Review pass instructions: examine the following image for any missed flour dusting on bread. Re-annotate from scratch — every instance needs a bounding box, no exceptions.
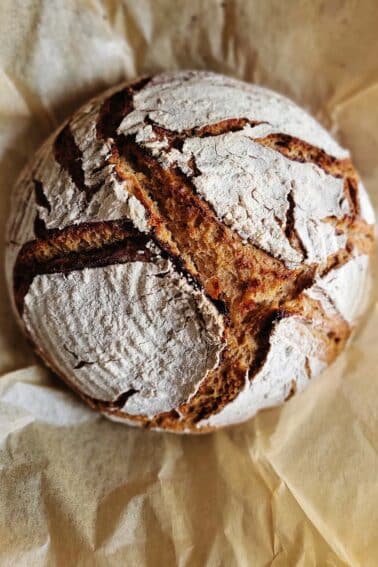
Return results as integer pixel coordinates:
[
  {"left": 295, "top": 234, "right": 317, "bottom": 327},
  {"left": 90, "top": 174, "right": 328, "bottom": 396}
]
[{"left": 6, "top": 71, "right": 375, "bottom": 432}]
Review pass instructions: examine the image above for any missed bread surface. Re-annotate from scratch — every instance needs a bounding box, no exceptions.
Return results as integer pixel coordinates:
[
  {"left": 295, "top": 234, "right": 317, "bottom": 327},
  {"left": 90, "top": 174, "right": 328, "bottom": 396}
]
[{"left": 6, "top": 71, "right": 375, "bottom": 432}]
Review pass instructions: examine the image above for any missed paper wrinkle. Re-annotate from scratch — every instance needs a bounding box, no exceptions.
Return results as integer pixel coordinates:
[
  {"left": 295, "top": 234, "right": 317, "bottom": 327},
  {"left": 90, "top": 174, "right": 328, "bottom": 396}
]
[
  {"left": 0, "top": 1, "right": 377, "bottom": 565},
  {"left": 262, "top": 457, "right": 357, "bottom": 567},
  {"left": 327, "top": 80, "right": 378, "bottom": 115},
  {"left": 1, "top": 382, "right": 96, "bottom": 426},
  {"left": 337, "top": 387, "right": 378, "bottom": 457},
  {"left": 0, "top": 67, "right": 31, "bottom": 117}
]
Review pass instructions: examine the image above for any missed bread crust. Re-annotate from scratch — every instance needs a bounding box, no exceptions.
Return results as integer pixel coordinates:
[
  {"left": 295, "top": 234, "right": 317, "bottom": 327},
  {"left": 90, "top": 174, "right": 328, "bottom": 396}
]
[{"left": 6, "top": 71, "right": 375, "bottom": 432}]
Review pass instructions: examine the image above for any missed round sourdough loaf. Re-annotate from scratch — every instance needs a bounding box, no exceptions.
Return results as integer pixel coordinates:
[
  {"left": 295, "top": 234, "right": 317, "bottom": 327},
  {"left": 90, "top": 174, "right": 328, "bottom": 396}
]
[{"left": 6, "top": 71, "right": 375, "bottom": 432}]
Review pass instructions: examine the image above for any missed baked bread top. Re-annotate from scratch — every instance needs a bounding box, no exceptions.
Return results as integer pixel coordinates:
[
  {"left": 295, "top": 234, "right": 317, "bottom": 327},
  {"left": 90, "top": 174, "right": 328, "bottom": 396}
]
[{"left": 6, "top": 71, "right": 375, "bottom": 432}]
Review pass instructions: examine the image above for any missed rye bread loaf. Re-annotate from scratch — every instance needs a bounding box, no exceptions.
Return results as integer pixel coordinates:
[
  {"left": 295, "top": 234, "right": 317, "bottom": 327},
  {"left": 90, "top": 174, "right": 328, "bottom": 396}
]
[{"left": 6, "top": 71, "right": 375, "bottom": 432}]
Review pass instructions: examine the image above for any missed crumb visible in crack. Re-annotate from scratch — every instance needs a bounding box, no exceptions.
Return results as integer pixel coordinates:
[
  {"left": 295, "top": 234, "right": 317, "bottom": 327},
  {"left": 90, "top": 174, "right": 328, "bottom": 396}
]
[
  {"left": 96, "top": 76, "right": 151, "bottom": 141},
  {"left": 33, "top": 213, "right": 47, "bottom": 238},
  {"left": 284, "top": 190, "right": 307, "bottom": 259},
  {"left": 284, "top": 379, "right": 297, "bottom": 400},
  {"left": 187, "top": 155, "right": 201, "bottom": 177},
  {"left": 63, "top": 345, "right": 121, "bottom": 370},
  {"left": 33, "top": 179, "right": 51, "bottom": 213},
  {"left": 74, "top": 360, "right": 94, "bottom": 369},
  {"left": 304, "top": 356, "right": 312, "bottom": 379},
  {"left": 63, "top": 343, "right": 79, "bottom": 360},
  {"left": 74, "top": 358, "right": 121, "bottom": 370},
  {"left": 249, "top": 309, "right": 290, "bottom": 380},
  {"left": 344, "top": 177, "right": 360, "bottom": 215},
  {"left": 113, "top": 388, "right": 139, "bottom": 408}
]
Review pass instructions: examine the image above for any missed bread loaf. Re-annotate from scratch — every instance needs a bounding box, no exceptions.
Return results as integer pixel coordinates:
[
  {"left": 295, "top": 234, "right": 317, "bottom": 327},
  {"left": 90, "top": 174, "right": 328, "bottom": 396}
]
[{"left": 6, "top": 71, "right": 375, "bottom": 432}]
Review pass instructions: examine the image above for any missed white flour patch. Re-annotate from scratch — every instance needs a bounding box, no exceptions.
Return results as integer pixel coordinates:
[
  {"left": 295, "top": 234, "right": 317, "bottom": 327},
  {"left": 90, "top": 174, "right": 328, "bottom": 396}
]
[
  {"left": 305, "top": 255, "right": 370, "bottom": 324},
  {"left": 169, "top": 133, "right": 348, "bottom": 266},
  {"left": 119, "top": 71, "right": 348, "bottom": 158},
  {"left": 23, "top": 259, "right": 224, "bottom": 417}
]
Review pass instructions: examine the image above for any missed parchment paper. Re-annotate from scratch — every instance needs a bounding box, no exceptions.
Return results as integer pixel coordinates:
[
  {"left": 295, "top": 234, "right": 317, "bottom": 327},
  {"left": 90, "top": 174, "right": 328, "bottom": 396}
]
[{"left": 0, "top": 1, "right": 377, "bottom": 565}]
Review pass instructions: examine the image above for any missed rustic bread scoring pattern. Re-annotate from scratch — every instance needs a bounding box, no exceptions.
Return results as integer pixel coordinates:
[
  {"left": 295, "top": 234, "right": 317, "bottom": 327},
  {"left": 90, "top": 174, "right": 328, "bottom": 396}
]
[{"left": 6, "top": 71, "right": 375, "bottom": 432}]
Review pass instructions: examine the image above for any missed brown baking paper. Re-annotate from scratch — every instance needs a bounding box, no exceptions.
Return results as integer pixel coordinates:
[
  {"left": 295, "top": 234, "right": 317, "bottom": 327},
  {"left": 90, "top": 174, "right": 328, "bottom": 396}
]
[{"left": 0, "top": 1, "right": 377, "bottom": 565}]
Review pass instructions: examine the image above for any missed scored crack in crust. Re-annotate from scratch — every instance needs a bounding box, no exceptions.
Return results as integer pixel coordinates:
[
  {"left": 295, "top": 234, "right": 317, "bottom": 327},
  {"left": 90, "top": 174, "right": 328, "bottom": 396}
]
[
  {"left": 7, "top": 71, "right": 375, "bottom": 432},
  {"left": 13, "top": 220, "right": 154, "bottom": 315}
]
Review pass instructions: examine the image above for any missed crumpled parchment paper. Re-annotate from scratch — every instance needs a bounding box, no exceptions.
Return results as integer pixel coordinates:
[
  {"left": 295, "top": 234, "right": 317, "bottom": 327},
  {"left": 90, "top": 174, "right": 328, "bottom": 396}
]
[{"left": 0, "top": 1, "right": 377, "bottom": 565}]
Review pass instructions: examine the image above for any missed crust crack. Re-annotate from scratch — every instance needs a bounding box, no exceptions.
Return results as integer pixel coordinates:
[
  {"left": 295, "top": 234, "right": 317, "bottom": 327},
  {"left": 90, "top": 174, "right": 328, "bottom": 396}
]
[
  {"left": 13, "top": 220, "right": 154, "bottom": 315},
  {"left": 284, "top": 189, "right": 308, "bottom": 260},
  {"left": 54, "top": 125, "right": 101, "bottom": 202}
]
